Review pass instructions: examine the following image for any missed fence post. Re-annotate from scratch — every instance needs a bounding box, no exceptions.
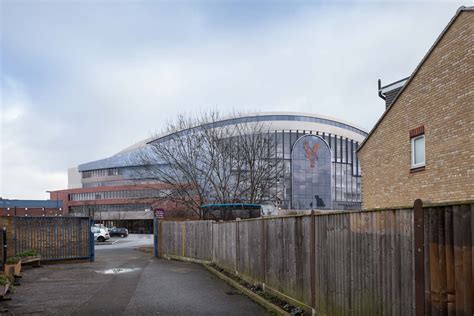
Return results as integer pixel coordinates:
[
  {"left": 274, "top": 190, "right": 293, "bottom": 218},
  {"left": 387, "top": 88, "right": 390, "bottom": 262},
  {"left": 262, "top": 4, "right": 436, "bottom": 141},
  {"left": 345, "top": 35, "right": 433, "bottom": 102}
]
[
  {"left": 414, "top": 199, "right": 424, "bottom": 316},
  {"left": 236, "top": 220, "right": 240, "bottom": 275},
  {"left": 310, "top": 210, "right": 316, "bottom": 313},
  {"left": 2, "top": 227, "right": 6, "bottom": 271},
  {"left": 153, "top": 215, "right": 159, "bottom": 258},
  {"left": 181, "top": 222, "right": 186, "bottom": 258},
  {"left": 261, "top": 218, "right": 266, "bottom": 286},
  {"left": 89, "top": 219, "right": 95, "bottom": 262}
]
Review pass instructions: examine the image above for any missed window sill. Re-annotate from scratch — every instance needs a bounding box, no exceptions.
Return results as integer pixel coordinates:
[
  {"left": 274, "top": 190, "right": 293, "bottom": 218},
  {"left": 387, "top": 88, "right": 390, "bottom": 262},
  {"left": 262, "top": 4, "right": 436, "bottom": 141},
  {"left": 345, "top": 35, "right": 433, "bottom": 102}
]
[{"left": 410, "top": 166, "right": 425, "bottom": 173}]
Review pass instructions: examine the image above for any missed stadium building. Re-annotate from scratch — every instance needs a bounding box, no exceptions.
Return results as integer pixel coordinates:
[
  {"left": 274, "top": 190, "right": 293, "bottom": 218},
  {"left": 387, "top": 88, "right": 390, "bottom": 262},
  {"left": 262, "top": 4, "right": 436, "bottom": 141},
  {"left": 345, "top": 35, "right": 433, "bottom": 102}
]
[{"left": 50, "top": 112, "right": 368, "bottom": 233}]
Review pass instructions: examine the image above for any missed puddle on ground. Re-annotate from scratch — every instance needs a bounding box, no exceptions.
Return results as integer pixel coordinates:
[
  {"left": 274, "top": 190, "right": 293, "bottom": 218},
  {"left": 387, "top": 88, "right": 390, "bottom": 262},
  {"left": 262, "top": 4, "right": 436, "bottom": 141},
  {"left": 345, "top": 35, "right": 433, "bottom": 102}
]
[{"left": 96, "top": 268, "right": 140, "bottom": 274}]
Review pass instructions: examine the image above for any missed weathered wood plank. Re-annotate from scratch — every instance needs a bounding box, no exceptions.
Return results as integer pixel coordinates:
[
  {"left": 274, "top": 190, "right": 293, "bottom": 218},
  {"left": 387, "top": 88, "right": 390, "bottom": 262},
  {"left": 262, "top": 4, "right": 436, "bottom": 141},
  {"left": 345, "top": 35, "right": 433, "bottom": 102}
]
[
  {"left": 445, "top": 206, "right": 456, "bottom": 316},
  {"left": 437, "top": 207, "right": 447, "bottom": 316},
  {"left": 453, "top": 205, "right": 464, "bottom": 315},
  {"left": 461, "top": 204, "right": 472, "bottom": 315},
  {"left": 430, "top": 207, "right": 441, "bottom": 316}
]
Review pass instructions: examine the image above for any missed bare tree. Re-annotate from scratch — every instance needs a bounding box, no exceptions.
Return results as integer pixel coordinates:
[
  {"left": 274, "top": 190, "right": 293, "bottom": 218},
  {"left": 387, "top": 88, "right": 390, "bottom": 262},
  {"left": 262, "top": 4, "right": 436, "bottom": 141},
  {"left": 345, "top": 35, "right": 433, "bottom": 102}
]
[{"left": 138, "top": 111, "right": 283, "bottom": 219}]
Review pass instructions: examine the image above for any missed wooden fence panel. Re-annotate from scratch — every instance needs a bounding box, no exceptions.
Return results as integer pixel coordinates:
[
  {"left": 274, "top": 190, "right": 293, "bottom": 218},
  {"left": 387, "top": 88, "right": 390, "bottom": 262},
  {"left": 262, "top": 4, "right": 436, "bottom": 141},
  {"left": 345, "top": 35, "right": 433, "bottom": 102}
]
[
  {"left": 158, "top": 202, "right": 473, "bottom": 316},
  {"left": 265, "top": 217, "right": 285, "bottom": 295},
  {"left": 12, "top": 216, "right": 91, "bottom": 261},
  {"left": 213, "top": 221, "right": 237, "bottom": 272},
  {"left": 314, "top": 210, "right": 414, "bottom": 316},
  {"left": 420, "top": 203, "right": 474, "bottom": 316},
  {"left": 237, "top": 220, "right": 265, "bottom": 283},
  {"left": 184, "top": 221, "right": 212, "bottom": 261}
]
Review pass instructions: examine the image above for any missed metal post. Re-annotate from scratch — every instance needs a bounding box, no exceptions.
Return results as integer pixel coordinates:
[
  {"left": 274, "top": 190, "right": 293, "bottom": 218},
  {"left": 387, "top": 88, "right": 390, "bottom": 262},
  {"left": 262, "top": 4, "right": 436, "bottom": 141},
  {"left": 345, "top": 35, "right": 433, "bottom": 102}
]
[
  {"left": 153, "top": 215, "right": 159, "bottom": 258},
  {"left": 414, "top": 199, "right": 424, "bottom": 316},
  {"left": 89, "top": 219, "right": 95, "bottom": 262},
  {"left": 2, "top": 227, "right": 6, "bottom": 271}
]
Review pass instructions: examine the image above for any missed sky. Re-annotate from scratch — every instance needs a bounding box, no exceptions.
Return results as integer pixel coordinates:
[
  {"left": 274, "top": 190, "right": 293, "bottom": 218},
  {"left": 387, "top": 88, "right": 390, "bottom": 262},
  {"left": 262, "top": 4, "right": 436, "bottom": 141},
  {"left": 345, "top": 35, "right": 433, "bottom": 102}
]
[{"left": 0, "top": 0, "right": 468, "bottom": 199}]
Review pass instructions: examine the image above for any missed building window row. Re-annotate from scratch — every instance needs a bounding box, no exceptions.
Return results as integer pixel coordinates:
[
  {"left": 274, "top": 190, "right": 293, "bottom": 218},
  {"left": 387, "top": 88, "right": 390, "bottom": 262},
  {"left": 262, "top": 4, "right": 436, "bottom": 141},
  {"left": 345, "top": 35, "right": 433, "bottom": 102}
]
[
  {"left": 69, "top": 189, "right": 166, "bottom": 201},
  {"left": 82, "top": 168, "right": 121, "bottom": 179},
  {"left": 69, "top": 203, "right": 151, "bottom": 215}
]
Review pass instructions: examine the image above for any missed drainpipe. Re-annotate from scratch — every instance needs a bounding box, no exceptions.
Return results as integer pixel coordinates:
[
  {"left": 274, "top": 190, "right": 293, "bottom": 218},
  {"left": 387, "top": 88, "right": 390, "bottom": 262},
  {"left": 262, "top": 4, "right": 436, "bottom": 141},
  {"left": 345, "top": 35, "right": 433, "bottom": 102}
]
[{"left": 378, "top": 79, "right": 386, "bottom": 100}]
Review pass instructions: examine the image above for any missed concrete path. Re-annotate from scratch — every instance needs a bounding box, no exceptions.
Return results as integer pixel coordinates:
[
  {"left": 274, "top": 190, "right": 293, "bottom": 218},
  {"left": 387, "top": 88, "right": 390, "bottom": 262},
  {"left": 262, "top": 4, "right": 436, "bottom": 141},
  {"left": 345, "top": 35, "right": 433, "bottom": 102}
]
[{"left": 3, "top": 237, "right": 270, "bottom": 315}]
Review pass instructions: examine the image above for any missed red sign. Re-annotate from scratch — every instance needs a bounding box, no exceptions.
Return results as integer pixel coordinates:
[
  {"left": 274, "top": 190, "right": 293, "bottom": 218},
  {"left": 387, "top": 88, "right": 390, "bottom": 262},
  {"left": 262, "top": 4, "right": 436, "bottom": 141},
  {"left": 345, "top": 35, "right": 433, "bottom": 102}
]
[
  {"left": 304, "top": 140, "right": 320, "bottom": 168},
  {"left": 154, "top": 208, "right": 165, "bottom": 219}
]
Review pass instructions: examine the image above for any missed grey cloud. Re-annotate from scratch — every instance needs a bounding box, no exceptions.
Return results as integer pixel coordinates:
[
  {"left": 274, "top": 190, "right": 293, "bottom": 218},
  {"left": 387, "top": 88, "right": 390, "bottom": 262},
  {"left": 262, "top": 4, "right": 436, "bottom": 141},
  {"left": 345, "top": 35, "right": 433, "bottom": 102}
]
[{"left": 0, "top": 1, "right": 466, "bottom": 199}]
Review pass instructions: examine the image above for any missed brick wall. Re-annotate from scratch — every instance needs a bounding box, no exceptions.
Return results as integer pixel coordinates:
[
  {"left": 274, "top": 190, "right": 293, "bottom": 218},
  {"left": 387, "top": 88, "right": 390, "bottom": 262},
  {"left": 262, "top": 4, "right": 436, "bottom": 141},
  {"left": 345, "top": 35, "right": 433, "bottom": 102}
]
[
  {"left": 359, "top": 11, "right": 474, "bottom": 209},
  {"left": 0, "top": 207, "right": 63, "bottom": 217}
]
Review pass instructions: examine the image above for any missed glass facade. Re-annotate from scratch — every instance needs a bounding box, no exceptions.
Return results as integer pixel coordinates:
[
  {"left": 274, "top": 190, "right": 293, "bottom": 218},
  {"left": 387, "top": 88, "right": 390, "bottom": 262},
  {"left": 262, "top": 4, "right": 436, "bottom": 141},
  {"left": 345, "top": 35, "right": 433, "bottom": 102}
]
[
  {"left": 292, "top": 135, "right": 332, "bottom": 209},
  {"left": 270, "top": 130, "right": 362, "bottom": 210},
  {"left": 69, "top": 203, "right": 151, "bottom": 216},
  {"left": 82, "top": 168, "right": 121, "bottom": 179},
  {"left": 69, "top": 189, "right": 166, "bottom": 201},
  {"left": 79, "top": 112, "right": 366, "bottom": 211},
  {"left": 80, "top": 129, "right": 363, "bottom": 210}
]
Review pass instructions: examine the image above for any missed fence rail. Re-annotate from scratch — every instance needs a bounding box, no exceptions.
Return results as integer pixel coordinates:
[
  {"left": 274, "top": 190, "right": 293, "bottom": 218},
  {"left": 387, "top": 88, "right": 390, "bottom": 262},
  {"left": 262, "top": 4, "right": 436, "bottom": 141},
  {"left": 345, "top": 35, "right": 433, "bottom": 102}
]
[{"left": 158, "top": 201, "right": 473, "bottom": 316}]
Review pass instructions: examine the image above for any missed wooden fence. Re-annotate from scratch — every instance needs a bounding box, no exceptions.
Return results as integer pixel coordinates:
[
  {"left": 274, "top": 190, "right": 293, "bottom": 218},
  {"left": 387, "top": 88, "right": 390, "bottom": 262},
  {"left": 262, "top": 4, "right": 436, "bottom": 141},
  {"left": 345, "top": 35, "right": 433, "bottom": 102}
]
[
  {"left": 0, "top": 216, "right": 93, "bottom": 262},
  {"left": 158, "top": 201, "right": 473, "bottom": 316},
  {"left": 161, "top": 220, "right": 213, "bottom": 261},
  {"left": 415, "top": 201, "right": 473, "bottom": 316}
]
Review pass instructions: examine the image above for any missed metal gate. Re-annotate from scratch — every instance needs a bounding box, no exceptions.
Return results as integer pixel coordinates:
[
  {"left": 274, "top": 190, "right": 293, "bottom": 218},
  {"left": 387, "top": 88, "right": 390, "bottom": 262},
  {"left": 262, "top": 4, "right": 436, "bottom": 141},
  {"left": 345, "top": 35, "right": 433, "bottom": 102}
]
[{"left": 13, "top": 216, "right": 94, "bottom": 261}]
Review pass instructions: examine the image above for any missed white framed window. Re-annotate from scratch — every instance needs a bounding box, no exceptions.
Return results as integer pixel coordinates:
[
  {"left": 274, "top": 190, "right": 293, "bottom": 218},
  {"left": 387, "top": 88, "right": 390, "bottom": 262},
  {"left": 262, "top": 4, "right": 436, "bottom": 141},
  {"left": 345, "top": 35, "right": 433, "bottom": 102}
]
[{"left": 411, "top": 135, "right": 425, "bottom": 168}]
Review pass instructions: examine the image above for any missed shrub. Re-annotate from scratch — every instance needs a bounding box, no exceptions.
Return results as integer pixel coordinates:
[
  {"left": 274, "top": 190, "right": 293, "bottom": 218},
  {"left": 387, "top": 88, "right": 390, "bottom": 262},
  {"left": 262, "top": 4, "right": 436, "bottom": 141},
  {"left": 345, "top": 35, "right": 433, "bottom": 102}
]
[
  {"left": 18, "top": 250, "right": 38, "bottom": 257},
  {"left": 5, "top": 257, "right": 20, "bottom": 265},
  {"left": 0, "top": 273, "right": 11, "bottom": 286}
]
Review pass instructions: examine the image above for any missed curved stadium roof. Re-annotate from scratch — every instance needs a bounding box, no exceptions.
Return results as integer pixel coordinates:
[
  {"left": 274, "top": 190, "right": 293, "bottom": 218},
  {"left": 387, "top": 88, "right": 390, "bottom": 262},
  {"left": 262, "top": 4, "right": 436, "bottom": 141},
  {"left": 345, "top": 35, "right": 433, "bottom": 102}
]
[{"left": 78, "top": 112, "right": 368, "bottom": 172}]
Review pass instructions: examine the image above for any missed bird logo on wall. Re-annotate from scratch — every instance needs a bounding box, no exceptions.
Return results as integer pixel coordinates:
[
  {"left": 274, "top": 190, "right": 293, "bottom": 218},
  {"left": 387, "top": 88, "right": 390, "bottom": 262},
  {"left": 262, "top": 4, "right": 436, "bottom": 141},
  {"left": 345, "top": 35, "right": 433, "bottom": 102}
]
[{"left": 304, "top": 140, "right": 320, "bottom": 168}]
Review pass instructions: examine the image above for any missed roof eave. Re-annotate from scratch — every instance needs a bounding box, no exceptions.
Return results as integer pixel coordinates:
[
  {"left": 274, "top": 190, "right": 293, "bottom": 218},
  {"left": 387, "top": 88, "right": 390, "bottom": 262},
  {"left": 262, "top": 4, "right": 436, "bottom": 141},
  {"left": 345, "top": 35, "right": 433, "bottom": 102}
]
[{"left": 357, "top": 6, "right": 471, "bottom": 153}]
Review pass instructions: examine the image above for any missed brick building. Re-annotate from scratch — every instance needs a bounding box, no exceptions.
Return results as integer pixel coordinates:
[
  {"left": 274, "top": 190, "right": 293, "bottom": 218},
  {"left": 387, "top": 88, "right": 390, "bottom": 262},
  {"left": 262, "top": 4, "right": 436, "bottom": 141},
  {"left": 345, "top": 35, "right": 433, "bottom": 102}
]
[
  {"left": 358, "top": 7, "right": 473, "bottom": 209},
  {"left": 49, "top": 184, "right": 186, "bottom": 233},
  {"left": 0, "top": 199, "right": 64, "bottom": 217}
]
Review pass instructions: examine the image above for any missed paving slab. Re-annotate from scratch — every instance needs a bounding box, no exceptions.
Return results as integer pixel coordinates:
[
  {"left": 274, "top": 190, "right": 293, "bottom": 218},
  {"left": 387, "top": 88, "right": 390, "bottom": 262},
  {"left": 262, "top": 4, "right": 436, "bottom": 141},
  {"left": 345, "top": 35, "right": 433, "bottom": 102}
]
[{"left": 1, "top": 243, "right": 270, "bottom": 315}]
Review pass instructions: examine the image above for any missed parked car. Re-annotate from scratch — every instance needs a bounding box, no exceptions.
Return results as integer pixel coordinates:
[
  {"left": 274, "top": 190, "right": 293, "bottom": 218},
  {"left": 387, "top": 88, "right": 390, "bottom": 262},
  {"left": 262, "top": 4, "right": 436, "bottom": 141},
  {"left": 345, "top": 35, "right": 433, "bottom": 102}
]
[
  {"left": 91, "top": 227, "right": 110, "bottom": 242},
  {"left": 94, "top": 223, "right": 109, "bottom": 233},
  {"left": 109, "top": 227, "right": 129, "bottom": 238}
]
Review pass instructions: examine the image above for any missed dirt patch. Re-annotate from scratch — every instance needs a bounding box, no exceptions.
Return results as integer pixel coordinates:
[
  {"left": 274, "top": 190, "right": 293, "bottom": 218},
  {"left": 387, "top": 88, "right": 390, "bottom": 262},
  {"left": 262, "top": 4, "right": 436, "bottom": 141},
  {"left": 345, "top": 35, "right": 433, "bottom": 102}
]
[
  {"left": 209, "top": 264, "right": 304, "bottom": 315},
  {"left": 136, "top": 246, "right": 153, "bottom": 254}
]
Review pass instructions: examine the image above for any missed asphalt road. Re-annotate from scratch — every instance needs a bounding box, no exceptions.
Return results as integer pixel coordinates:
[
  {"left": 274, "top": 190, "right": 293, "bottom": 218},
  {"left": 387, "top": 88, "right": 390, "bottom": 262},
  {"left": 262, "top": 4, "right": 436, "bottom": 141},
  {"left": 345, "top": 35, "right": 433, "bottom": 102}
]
[
  {"left": 95, "top": 233, "right": 154, "bottom": 249},
  {"left": 3, "top": 235, "right": 270, "bottom": 315}
]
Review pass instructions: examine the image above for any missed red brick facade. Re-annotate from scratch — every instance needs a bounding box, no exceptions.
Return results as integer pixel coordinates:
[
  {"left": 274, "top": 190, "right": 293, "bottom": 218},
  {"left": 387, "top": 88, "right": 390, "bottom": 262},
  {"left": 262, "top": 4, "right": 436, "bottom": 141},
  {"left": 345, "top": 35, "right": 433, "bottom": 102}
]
[
  {"left": 49, "top": 183, "right": 192, "bottom": 220},
  {"left": 0, "top": 206, "right": 64, "bottom": 217}
]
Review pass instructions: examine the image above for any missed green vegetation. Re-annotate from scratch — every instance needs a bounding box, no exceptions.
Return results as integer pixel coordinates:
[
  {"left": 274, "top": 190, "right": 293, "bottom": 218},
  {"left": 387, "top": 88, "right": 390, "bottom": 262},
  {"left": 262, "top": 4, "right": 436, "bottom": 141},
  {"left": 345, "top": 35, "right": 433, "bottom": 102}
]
[
  {"left": 5, "top": 257, "right": 20, "bottom": 265},
  {"left": 0, "top": 273, "right": 11, "bottom": 286},
  {"left": 18, "top": 250, "right": 38, "bottom": 257}
]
